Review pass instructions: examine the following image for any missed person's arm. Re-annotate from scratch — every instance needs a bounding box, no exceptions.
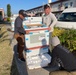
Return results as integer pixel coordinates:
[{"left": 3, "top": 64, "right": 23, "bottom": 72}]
[
  {"left": 49, "top": 13, "right": 57, "bottom": 28},
  {"left": 15, "top": 19, "right": 26, "bottom": 34},
  {"left": 17, "top": 27, "right": 26, "bottom": 34}
]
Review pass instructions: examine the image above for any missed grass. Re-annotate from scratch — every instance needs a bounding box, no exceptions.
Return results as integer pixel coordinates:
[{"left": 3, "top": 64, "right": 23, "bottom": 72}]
[{"left": 0, "top": 25, "right": 13, "bottom": 75}]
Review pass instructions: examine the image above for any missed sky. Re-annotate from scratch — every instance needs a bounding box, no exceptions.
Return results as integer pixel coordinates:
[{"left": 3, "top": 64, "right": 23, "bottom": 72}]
[{"left": 0, "top": 0, "right": 56, "bottom": 14}]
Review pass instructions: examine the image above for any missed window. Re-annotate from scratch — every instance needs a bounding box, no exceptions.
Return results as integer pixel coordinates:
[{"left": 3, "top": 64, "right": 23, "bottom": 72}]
[
  {"left": 65, "top": 3, "right": 68, "bottom": 9},
  {"left": 0, "top": 11, "right": 3, "bottom": 21},
  {"left": 58, "top": 12, "right": 76, "bottom": 22},
  {"left": 70, "top": 2, "right": 73, "bottom": 7}
]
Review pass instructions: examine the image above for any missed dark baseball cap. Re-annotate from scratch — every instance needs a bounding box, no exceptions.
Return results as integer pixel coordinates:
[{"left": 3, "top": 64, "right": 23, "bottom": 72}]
[{"left": 19, "top": 9, "right": 28, "bottom": 17}]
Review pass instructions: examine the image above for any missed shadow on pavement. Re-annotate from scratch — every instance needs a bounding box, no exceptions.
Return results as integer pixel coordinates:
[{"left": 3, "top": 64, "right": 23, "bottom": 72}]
[
  {"left": 10, "top": 45, "right": 28, "bottom": 75},
  {"left": 0, "top": 31, "right": 7, "bottom": 38}
]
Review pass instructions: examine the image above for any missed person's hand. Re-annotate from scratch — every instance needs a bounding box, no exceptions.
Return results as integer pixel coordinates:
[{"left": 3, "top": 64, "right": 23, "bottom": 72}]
[
  {"left": 26, "top": 31, "right": 29, "bottom": 34},
  {"left": 48, "top": 27, "right": 51, "bottom": 31}
]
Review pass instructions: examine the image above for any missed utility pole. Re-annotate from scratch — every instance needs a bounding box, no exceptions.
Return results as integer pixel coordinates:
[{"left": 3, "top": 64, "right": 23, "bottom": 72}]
[{"left": 48, "top": 0, "right": 52, "bottom": 3}]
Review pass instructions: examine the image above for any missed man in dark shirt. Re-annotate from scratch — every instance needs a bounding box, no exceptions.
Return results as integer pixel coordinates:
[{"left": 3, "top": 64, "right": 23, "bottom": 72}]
[
  {"left": 50, "top": 37, "right": 76, "bottom": 71},
  {"left": 14, "top": 9, "right": 28, "bottom": 62}
]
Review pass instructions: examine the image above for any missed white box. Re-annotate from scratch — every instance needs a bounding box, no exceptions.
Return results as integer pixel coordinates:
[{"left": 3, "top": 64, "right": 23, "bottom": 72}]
[
  {"left": 23, "top": 17, "right": 42, "bottom": 25},
  {"left": 11, "top": 27, "right": 14, "bottom": 31},
  {"left": 26, "top": 53, "right": 51, "bottom": 69},
  {"left": 11, "top": 17, "right": 42, "bottom": 31},
  {"left": 25, "top": 27, "right": 49, "bottom": 48},
  {"left": 11, "top": 21, "right": 15, "bottom": 31},
  {"left": 25, "top": 46, "right": 49, "bottom": 57}
]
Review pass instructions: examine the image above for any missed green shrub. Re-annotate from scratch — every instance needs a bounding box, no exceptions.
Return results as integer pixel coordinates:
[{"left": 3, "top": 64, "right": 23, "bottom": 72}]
[
  {"left": 52, "top": 27, "right": 65, "bottom": 37},
  {"left": 53, "top": 28, "right": 76, "bottom": 51},
  {"left": 7, "top": 17, "right": 11, "bottom": 22}
]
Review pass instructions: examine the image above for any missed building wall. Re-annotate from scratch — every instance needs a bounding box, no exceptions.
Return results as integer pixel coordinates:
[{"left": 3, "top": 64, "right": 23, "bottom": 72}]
[
  {"left": 51, "top": 0, "right": 76, "bottom": 12},
  {"left": 51, "top": 3, "right": 61, "bottom": 12},
  {"left": 62, "top": 0, "right": 75, "bottom": 8},
  {"left": 25, "top": 0, "right": 76, "bottom": 17},
  {"left": 0, "top": 8, "right": 4, "bottom": 20}
]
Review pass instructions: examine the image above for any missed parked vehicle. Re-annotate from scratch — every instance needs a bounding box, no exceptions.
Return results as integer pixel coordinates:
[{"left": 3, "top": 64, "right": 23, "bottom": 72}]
[{"left": 56, "top": 8, "right": 76, "bottom": 29}]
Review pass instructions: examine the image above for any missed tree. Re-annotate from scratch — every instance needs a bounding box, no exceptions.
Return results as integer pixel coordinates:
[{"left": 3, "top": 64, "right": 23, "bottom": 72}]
[{"left": 7, "top": 4, "right": 11, "bottom": 17}]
